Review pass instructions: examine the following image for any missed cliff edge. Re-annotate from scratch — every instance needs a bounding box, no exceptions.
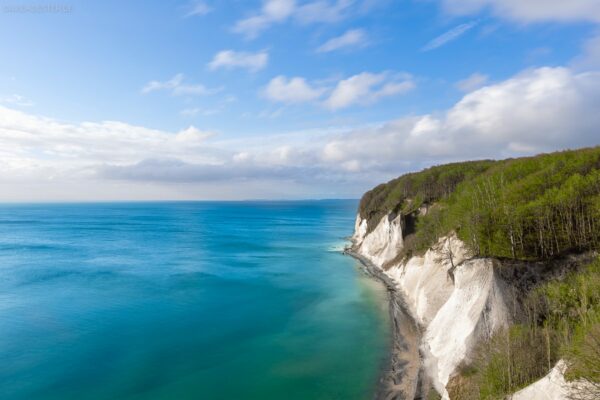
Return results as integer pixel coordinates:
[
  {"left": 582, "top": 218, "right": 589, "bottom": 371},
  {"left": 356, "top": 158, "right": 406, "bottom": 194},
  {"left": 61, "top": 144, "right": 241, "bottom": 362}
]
[{"left": 351, "top": 147, "right": 600, "bottom": 399}]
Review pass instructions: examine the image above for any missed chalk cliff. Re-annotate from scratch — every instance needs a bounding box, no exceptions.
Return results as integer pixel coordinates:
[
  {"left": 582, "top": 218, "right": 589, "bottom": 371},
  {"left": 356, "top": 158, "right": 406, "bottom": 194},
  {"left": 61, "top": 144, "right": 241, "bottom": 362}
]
[{"left": 351, "top": 212, "right": 539, "bottom": 399}]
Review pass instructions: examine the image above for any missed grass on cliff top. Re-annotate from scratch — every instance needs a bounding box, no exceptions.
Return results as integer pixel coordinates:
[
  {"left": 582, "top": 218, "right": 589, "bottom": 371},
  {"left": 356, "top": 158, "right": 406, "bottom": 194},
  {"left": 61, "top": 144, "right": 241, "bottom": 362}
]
[
  {"left": 358, "top": 160, "right": 494, "bottom": 228},
  {"left": 359, "top": 146, "right": 600, "bottom": 261}
]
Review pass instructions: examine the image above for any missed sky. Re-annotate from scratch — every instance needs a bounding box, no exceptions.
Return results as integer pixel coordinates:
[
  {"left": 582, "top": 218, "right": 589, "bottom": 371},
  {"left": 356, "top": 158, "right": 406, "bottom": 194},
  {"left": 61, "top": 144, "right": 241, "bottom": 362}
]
[{"left": 0, "top": 0, "right": 599, "bottom": 201}]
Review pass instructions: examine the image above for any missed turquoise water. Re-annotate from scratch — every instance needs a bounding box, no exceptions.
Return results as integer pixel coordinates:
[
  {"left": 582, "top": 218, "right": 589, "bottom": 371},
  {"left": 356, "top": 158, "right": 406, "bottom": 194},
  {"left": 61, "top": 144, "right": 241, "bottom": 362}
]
[{"left": 0, "top": 201, "right": 390, "bottom": 400}]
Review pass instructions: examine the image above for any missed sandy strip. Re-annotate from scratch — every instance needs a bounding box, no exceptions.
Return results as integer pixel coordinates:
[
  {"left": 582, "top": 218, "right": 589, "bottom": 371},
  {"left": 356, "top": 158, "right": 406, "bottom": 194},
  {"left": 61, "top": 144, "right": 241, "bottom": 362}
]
[{"left": 344, "top": 249, "right": 431, "bottom": 400}]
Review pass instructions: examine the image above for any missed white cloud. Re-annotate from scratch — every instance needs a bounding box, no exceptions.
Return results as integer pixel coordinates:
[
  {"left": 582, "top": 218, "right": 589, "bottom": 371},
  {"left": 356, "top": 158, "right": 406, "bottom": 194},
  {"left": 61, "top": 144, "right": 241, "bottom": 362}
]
[
  {"left": 441, "top": 0, "right": 600, "bottom": 23},
  {"left": 233, "top": 0, "right": 296, "bottom": 38},
  {"left": 295, "top": 0, "right": 354, "bottom": 24},
  {"left": 455, "top": 72, "right": 489, "bottom": 92},
  {"left": 232, "top": 0, "right": 356, "bottom": 38},
  {"left": 422, "top": 21, "right": 478, "bottom": 51},
  {"left": 262, "top": 71, "right": 414, "bottom": 109},
  {"left": 141, "top": 74, "right": 215, "bottom": 96},
  {"left": 323, "top": 67, "right": 600, "bottom": 169},
  {"left": 1, "top": 66, "right": 600, "bottom": 200},
  {"left": 263, "top": 75, "right": 326, "bottom": 103},
  {"left": 324, "top": 72, "right": 415, "bottom": 110},
  {"left": 208, "top": 50, "right": 269, "bottom": 72},
  {"left": 263, "top": 0, "right": 297, "bottom": 19},
  {"left": 185, "top": 1, "right": 212, "bottom": 17},
  {"left": 141, "top": 73, "right": 183, "bottom": 93},
  {"left": 572, "top": 32, "right": 600, "bottom": 70},
  {"left": 0, "top": 94, "right": 34, "bottom": 107},
  {"left": 0, "top": 107, "right": 219, "bottom": 180},
  {"left": 317, "top": 28, "right": 367, "bottom": 52},
  {"left": 175, "top": 126, "right": 216, "bottom": 142}
]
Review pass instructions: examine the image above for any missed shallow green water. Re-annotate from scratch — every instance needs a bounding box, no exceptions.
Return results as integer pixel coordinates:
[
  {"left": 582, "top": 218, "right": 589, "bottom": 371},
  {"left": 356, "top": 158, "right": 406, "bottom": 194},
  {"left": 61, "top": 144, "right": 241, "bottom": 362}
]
[{"left": 0, "top": 201, "right": 390, "bottom": 399}]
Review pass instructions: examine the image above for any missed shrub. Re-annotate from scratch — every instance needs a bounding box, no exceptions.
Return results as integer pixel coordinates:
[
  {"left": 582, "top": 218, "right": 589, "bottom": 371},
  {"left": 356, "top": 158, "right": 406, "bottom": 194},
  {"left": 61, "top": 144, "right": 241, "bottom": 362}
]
[{"left": 448, "top": 258, "right": 600, "bottom": 399}]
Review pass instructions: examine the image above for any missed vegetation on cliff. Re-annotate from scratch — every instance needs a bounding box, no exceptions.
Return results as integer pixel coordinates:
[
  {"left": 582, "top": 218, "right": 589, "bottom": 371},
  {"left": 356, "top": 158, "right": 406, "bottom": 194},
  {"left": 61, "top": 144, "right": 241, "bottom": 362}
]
[
  {"left": 358, "top": 146, "right": 600, "bottom": 398},
  {"left": 358, "top": 160, "right": 494, "bottom": 233},
  {"left": 359, "top": 146, "right": 600, "bottom": 261},
  {"left": 448, "top": 257, "right": 600, "bottom": 399}
]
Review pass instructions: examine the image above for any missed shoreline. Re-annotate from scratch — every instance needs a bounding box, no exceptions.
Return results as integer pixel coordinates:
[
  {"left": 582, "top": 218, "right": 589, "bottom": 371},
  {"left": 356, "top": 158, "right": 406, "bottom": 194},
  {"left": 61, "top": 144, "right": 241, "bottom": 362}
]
[{"left": 343, "top": 248, "right": 430, "bottom": 400}]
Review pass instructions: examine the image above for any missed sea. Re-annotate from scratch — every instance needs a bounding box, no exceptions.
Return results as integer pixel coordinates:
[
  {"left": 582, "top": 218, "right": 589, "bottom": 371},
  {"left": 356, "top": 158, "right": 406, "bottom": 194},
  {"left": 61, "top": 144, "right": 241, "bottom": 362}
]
[{"left": 0, "top": 200, "right": 390, "bottom": 400}]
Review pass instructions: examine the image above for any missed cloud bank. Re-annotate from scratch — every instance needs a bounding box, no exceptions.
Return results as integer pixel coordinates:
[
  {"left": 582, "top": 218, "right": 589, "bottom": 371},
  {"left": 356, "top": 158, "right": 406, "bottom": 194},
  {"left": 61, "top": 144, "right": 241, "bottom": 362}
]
[{"left": 1, "top": 66, "right": 599, "bottom": 200}]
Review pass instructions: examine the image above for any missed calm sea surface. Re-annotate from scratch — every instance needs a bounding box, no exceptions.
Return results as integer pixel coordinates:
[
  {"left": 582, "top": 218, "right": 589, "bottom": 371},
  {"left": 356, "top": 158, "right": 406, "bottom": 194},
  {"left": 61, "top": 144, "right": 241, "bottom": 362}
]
[{"left": 0, "top": 201, "right": 390, "bottom": 400}]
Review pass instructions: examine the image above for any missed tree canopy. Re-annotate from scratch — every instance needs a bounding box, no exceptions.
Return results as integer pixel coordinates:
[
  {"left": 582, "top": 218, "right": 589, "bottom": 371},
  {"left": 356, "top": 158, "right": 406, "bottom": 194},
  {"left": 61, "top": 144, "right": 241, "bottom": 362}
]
[{"left": 359, "top": 146, "right": 600, "bottom": 261}]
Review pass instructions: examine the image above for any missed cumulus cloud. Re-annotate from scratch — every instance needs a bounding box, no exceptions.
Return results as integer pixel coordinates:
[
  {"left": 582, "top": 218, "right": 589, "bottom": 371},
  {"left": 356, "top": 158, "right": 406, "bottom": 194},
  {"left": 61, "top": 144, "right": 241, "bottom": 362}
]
[
  {"left": 323, "top": 67, "right": 600, "bottom": 168},
  {"left": 175, "top": 126, "right": 216, "bottom": 142},
  {"left": 455, "top": 72, "right": 489, "bottom": 92},
  {"left": 324, "top": 72, "right": 415, "bottom": 110},
  {"left": 103, "top": 65, "right": 600, "bottom": 183},
  {"left": 317, "top": 28, "right": 368, "bottom": 52},
  {"left": 233, "top": 0, "right": 356, "bottom": 38},
  {"left": 422, "top": 21, "right": 478, "bottom": 51},
  {"left": 0, "top": 106, "right": 219, "bottom": 176},
  {"left": 263, "top": 75, "right": 326, "bottom": 103},
  {"left": 262, "top": 71, "right": 413, "bottom": 109},
  {"left": 1, "top": 66, "right": 600, "bottom": 200},
  {"left": 208, "top": 50, "right": 269, "bottom": 72},
  {"left": 441, "top": 0, "right": 600, "bottom": 23},
  {"left": 141, "top": 74, "right": 216, "bottom": 96}
]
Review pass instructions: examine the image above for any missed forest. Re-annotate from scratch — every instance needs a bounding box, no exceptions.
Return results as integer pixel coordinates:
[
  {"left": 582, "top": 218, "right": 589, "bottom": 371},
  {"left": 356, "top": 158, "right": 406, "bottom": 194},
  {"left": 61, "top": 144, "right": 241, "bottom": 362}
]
[
  {"left": 359, "top": 147, "right": 600, "bottom": 261},
  {"left": 358, "top": 146, "right": 600, "bottom": 399}
]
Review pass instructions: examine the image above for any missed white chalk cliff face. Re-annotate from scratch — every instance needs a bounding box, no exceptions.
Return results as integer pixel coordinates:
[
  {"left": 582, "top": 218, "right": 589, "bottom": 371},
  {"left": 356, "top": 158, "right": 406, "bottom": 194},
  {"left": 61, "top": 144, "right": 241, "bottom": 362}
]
[
  {"left": 510, "top": 360, "right": 596, "bottom": 400},
  {"left": 353, "top": 213, "right": 510, "bottom": 399},
  {"left": 423, "top": 257, "right": 509, "bottom": 396},
  {"left": 354, "top": 214, "right": 403, "bottom": 266},
  {"left": 510, "top": 361, "right": 571, "bottom": 400},
  {"left": 352, "top": 214, "right": 368, "bottom": 245}
]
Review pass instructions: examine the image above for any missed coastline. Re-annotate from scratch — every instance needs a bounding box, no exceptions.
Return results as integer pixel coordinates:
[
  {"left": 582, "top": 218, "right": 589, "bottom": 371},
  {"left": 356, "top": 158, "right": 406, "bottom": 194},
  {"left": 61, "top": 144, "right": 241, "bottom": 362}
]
[{"left": 343, "top": 248, "right": 430, "bottom": 400}]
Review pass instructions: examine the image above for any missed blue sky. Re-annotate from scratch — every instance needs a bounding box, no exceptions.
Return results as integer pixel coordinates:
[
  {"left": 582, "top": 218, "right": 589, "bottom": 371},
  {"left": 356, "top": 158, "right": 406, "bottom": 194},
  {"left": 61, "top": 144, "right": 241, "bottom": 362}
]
[{"left": 0, "top": 0, "right": 599, "bottom": 200}]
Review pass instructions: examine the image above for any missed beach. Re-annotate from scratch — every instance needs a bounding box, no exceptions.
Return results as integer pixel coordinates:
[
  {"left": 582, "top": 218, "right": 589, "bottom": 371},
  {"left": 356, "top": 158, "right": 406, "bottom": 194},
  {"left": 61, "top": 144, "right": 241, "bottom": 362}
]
[{"left": 344, "top": 249, "right": 429, "bottom": 400}]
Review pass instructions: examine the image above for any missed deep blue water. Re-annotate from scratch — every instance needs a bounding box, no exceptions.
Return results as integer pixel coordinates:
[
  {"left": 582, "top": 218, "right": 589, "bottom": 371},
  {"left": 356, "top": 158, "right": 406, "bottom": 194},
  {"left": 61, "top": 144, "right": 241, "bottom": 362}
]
[{"left": 0, "top": 201, "right": 390, "bottom": 400}]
